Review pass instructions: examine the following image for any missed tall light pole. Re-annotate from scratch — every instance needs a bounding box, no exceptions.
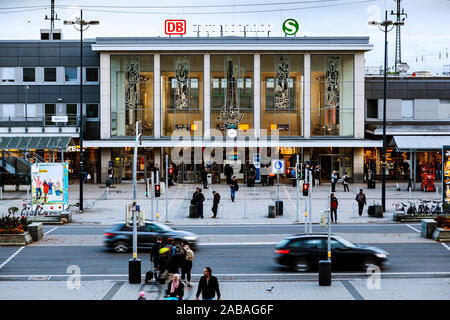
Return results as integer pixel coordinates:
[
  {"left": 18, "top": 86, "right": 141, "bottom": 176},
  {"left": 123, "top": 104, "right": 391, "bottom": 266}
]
[
  {"left": 24, "top": 85, "right": 29, "bottom": 133},
  {"left": 369, "top": 11, "right": 403, "bottom": 212},
  {"left": 64, "top": 11, "right": 99, "bottom": 213}
]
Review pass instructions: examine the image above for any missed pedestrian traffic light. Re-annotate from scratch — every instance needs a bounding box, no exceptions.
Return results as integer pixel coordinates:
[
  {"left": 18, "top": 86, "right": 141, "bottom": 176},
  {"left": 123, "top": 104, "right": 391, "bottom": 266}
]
[
  {"left": 155, "top": 184, "right": 161, "bottom": 197},
  {"left": 302, "top": 182, "right": 309, "bottom": 196},
  {"left": 168, "top": 167, "right": 173, "bottom": 175}
]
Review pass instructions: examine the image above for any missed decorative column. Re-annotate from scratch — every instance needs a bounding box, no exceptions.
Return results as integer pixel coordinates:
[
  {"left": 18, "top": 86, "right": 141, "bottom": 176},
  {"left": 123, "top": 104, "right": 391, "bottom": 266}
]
[
  {"left": 204, "top": 53, "right": 211, "bottom": 139},
  {"left": 154, "top": 53, "right": 161, "bottom": 138},
  {"left": 100, "top": 52, "right": 111, "bottom": 139},
  {"left": 253, "top": 53, "right": 261, "bottom": 138},
  {"left": 303, "top": 53, "right": 311, "bottom": 138},
  {"left": 354, "top": 52, "right": 365, "bottom": 138}
]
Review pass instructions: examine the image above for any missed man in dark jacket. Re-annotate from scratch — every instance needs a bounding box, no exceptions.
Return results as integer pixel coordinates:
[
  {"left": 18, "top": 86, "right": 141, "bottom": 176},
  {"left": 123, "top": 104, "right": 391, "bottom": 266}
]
[
  {"left": 355, "top": 189, "right": 367, "bottom": 216},
  {"left": 195, "top": 267, "right": 221, "bottom": 300},
  {"left": 194, "top": 188, "right": 205, "bottom": 218},
  {"left": 200, "top": 166, "right": 208, "bottom": 189},
  {"left": 211, "top": 191, "right": 220, "bottom": 218},
  {"left": 224, "top": 164, "right": 234, "bottom": 185},
  {"left": 150, "top": 237, "right": 163, "bottom": 276}
]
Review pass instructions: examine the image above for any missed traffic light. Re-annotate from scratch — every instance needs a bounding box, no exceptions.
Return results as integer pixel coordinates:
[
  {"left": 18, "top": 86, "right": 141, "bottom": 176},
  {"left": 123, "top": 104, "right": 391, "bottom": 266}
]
[
  {"left": 168, "top": 167, "right": 173, "bottom": 175},
  {"left": 302, "top": 182, "right": 309, "bottom": 196},
  {"left": 155, "top": 184, "right": 161, "bottom": 197}
]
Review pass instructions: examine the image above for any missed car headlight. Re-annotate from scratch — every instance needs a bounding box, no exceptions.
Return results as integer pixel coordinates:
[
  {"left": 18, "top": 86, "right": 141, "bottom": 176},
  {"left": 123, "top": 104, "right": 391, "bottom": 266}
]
[
  {"left": 184, "top": 236, "right": 198, "bottom": 241},
  {"left": 375, "top": 253, "right": 388, "bottom": 259}
]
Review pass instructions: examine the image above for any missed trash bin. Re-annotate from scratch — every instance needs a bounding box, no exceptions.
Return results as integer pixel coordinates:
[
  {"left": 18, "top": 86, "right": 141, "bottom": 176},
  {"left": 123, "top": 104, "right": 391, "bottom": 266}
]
[
  {"left": 207, "top": 173, "right": 212, "bottom": 185},
  {"left": 275, "top": 200, "right": 283, "bottom": 216},
  {"left": 189, "top": 205, "right": 196, "bottom": 218},
  {"left": 367, "top": 179, "right": 376, "bottom": 189},
  {"left": 129, "top": 258, "right": 141, "bottom": 284},
  {"left": 268, "top": 205, "right": 276, "bottom": 218},
  {"left": 368, "top": 205, "right": 383, "bottom": 218},
  {"left": 318, "top": 260, "right": 331, "bottom": 286}
]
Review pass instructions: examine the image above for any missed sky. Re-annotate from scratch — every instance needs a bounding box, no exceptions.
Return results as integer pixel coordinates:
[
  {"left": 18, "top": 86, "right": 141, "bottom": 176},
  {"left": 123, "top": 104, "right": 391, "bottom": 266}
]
[{"left": 1, "top": 0, "right": 450, "bottom": 74}]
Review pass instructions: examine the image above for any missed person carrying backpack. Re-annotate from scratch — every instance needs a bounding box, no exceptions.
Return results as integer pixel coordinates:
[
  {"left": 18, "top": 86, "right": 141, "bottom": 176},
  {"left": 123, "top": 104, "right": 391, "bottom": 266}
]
[
  {"left": 342, "top": 172, "right": 350, "bottom": 192},
  {"left": 181, "top": 243, "right": 194, "bottom": 287},
  {"left": 330, "top": 193, "right": 338, "bottom": 223},
  {"left": 355, "top": 189, "right": 367, "bottom": 216}
]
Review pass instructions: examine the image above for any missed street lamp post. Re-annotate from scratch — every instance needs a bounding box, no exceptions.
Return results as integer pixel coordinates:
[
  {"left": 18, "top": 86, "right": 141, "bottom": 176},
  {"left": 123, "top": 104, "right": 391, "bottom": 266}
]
[
  {"left": 24, "top": 85, "right": 29, "bottom": 133},
  {"left": 64, "top": 11, "right": 99, "bottom": 213},
  {"left": 369, "top": 11, "right": 403, "bottom": 212}
]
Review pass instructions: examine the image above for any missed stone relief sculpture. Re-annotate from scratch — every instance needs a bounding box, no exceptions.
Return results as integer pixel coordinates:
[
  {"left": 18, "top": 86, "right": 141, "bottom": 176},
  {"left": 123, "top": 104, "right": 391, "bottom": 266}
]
[
  {"left": 218, "top": 58, "right": 244, "bottom": 125},
  {"left": 275, "top": 56, "right": 289, "bottom": 109},
  {"left": 175, "top": 56, "right": 189, "bottom": 110},
  {"left": 125, "top": 59, "right": 139, "bottom": 110},
  {"left": 325, "top": 57, "right": 340, "bottom": 126}
]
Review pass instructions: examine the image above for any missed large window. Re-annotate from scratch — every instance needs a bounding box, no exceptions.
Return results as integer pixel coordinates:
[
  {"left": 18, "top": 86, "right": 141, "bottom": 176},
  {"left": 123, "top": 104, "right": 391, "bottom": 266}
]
[
  {"left": 66, "top": 103, "right": 78, "bottom": 126},
  {"left": 161, "top": 55, "right": 203, "bottom": 136},
  {"left": 85, "top": 67, "right": 99, "bottom": 82},
  {"left": 65, "top": 67, "right": 78, "bottom": 82},
  {"left": 261, "top": 54, "right": 303, "bottom": 136},
  {"left": 311, "top": 55, "right": 354, "bottom": 136},
  {"left": 45, "top": 103, "right": 56, "bottom": 125},
  {"left": 44, "top": 68, "right": 57, "bottom": 82},
  {"left": 1, "top": 68, "right": 15, "bottom": 82},
  {"left": 366, "top": 99, "right": 378, "bottom": 119},
  {"left": 86, "top": 103, "right": 99, "bottom": 119},
  {"left": 23, "top": 68, "right": 35, "bottom": 82},
  {"left": 210, "top": 55, "right": 253, "bottom": 134},
  {"left": 111, "top": 55, "right": 154, "bottom": 136},
  {"left": 2, "top": 104, "right": 15, "bottom": 119},
  {"left": 401, "top": 100, "right": 414, "bottom": 119}
]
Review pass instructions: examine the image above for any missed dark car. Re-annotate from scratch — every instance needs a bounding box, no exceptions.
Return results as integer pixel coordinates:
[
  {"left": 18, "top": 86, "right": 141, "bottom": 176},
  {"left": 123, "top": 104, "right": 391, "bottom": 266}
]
[
  {"left": 274, "top": 234, "right": 389, "bottom": 271},
  {"left": 104, "top": 221, "right": 198, "bottom": 253}
]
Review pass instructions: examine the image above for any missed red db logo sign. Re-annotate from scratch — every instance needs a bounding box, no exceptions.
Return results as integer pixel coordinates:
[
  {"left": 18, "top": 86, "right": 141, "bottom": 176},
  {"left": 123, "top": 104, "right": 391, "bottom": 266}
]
[{"left": 165, "top": 20, "right": 186, "bottom": 35}]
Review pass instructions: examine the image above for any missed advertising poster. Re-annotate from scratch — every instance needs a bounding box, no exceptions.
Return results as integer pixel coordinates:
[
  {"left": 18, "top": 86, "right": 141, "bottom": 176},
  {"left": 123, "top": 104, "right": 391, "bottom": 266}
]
[
  {"left": 443, "top": 146, "right": 450, "bottom": 209},
  {"left": 31, "top": 162, "right": 69, "bottom": 213}
]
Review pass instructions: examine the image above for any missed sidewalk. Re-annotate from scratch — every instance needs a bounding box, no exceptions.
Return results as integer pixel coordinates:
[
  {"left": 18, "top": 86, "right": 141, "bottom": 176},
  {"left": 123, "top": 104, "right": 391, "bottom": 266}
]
[
  {"left": 0, "top": 181, "right": 443, "bottom": 225},
  {"left": 0, "top": 277, "right": 448, "bottom": 300}
]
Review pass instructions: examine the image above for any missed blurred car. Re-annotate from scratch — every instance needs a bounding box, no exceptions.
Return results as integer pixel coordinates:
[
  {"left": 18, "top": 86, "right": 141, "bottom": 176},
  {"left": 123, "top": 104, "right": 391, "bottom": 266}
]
[
  {"left": 104, "top": 221, "right": 198, "bottom": 253},
  {"left": 274, "top": 233, "right": 389, "bottom": 271}
]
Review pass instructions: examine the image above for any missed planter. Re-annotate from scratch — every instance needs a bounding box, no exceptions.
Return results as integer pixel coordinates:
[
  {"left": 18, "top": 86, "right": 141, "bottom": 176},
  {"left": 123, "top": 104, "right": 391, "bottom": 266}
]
[
  {"left": 421, "top": 219, "right": 437, "bottom": 239},
  {"left": 0, "top": 231, "right": 32, "bottom": 246},
  {"left": 28, "top": 212, "right": 72, "bottom": 225},
  {"left": 432, "top": 228, "right": 450, "bottom": 242},
  {"left": 393, "top": 213, "right": 450, "bottom": 223}
]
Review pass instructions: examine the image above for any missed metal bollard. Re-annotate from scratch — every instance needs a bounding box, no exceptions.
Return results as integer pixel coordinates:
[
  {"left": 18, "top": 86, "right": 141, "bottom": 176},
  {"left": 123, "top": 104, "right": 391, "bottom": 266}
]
[
  {"left": 106, "top": 187, "right": 109, "bottom": 200},
  {"left": 436, "top": 185, "right": 439, "bottom": 197},
  {"left": 352, "top": 202, "right": 355, "bottom": 218},
  {"left": 409, "top": 187, "right": 412, "bottom": 199}
]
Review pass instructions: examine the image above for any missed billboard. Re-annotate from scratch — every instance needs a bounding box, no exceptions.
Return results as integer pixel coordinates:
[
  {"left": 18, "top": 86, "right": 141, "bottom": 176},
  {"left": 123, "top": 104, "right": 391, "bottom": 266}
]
[
  {"left": 31, "top": 162, "right": 69, "bottom": 213},
  {"left": 443, "top": 146, "right": 450, "bottom": 208}
]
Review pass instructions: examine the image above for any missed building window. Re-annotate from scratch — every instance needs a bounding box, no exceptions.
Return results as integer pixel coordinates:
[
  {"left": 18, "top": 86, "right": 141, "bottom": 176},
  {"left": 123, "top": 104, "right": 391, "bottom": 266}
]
[
  {"left": 161, "top": 55, "right": 203, "bottom": 136},
  {"left": 23, "top": 68, "right": 36, "bottom": 82},
  {"left": 2, "top": 104, "right": 15, "bottom": 119},
  {"left": 85, "top": 67, "right": 99, "bottom": 82},
  {"left": 25, "top": 104, "right": 37, "bottom": 118},
  {"left": 401, "top": 100, "right": 414, "bottom": 119},
  {"left": 86, "top": 103, "right": 99, "bottom": 119},
  {"left": 366, "top": 99, "right": 378, "bottom": 118},
  {"left": 1, "top": 68, "right": 15, "bottom": 82},
  {"left": 110, "top": 55, "right": 154, "bottom": 137},
  {"left": 45, "top": 103, "right": 56, "bottom": 125},
  {"left": 66, "top": 103, "right": 78, "bottom": 125},
  {"left": 210, "top": 54, "right": 253, "bottom": 134},
  {"left": 311, "top": 55, "right": 354, "bottom": 137},
  {"left": 44, "top": 68, "right": 57, "bottom": 82},
  {"left": 65, "top": 67, "right": 78, "bottom": 82},
  {"left": 261, "top": 54, "right": 303, "bottom": 136}
]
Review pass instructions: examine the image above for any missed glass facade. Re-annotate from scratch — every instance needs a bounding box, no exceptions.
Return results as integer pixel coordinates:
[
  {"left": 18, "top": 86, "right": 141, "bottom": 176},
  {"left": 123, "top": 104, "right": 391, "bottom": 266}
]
[
  {"left": 311, "top": 55, "right": 354, "bottom": 137},
  {"left": 161, "top": 55, "right": 203, "bottom": 136},
  {"left": 210, "top": 55, "right": 253, "bottom": 134},
  {"left": 111, "top": 55, "right": 154, "bottom": 137},
  {"left": 261, "top": 54, "right": 303, "bottom": 136}
]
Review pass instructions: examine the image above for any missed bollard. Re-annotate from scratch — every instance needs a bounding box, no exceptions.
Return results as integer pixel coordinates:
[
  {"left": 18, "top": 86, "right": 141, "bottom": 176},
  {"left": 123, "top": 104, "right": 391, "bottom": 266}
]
[
  {"left": 106, "top": 187, "right": 109, "bottom": 200},
  {"left": 0, "top": 187, "right": 2, "bottom": 200},
  {"left": 409, "top": 187, "right": 412, "bottom": 199},
  {"left": 352, "top": 202, "right": 355, "bottom": 219},
  {"left": 243, "top": 202, "right": 248, "bottom": 219},
  {"left": 436, "top": 185, "right": 439, "bottom": 197}
]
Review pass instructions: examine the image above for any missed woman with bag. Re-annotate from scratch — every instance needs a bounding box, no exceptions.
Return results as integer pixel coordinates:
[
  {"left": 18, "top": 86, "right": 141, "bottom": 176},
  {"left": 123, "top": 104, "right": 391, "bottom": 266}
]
[
  {"left": 165, "top": 273, "right": 184, "bottom": 300},
  {"left": 330, "top": 193, "right": 338, "bottom": 223},
  {"left": 181, "top": 243, "right": 194, "bottom": 287},
  {"left": 342, "top": 172, "right": 349, "bottom": 192}
]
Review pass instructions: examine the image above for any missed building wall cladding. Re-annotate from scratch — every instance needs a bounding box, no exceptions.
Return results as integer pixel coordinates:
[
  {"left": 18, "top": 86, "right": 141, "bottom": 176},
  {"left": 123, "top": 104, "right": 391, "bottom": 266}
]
[{"left": 365, "top": 77, "right": 450, "bottom": 100}]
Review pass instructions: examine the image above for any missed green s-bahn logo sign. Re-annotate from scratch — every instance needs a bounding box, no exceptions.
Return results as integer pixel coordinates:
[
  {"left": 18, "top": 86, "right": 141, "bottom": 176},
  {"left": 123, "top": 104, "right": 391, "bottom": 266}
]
[{"left": 282, "top": 18, "right": 299, "bottom": 35}]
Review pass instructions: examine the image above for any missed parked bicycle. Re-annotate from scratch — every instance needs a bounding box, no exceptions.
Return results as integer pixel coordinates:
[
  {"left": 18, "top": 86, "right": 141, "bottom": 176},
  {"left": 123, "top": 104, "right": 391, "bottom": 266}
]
[{"left": 20, "top": 201, "right": 44, "bottom": 216}]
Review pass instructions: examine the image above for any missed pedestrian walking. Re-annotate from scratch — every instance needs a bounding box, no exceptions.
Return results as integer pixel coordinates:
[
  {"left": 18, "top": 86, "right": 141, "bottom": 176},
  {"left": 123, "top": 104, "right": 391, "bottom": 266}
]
[
  {"left": 108, "top": 165, "right": 115, "bottom": 186},
  {"left": 248, "top": 167, "right": 256, "bottom": 187},
  {"left": 330, "top": 193, "right": 338, "bottom": 223},
  {"left": 331, "top": 171, "right": 337, "bottom": 192},
  {"left": 342, "top": 172, "right": 350, "bottom": 192},
  {"left": 181, "top": 243, "right": 194, "bottom": 286},
  {"left": 137, "top": 291, "right": 147, "bottom": 300},
  {"left": 355, "top": 189, "right": 367, "bottom": 216},
  {"left": 150, "top": 236, "right": 163, "bottom": 278},
  {"left": 200, "top": 166, "right": 208, "bottom": 189},
  {"left": 165, "top": 273, "right": 184, "bottom": 300},
  {"left": 195, "top": 188, "right": 205, "bottom": 218},
  {"left": 363, "top": 162, "right": 369, "bottom": 182},
  {"left": 211, "top": 191, "right": 220, "bottom": 218},
  {"left": 314, "top": 165, "right": 321, "bottom": 187},
  {"left": 230, "top": 176, "right": 239, "bottom": 202},
  {"left": 224, "top": 164, "right": 234, "bottom": 185},
  {"left": 261, "top": 165, "right": 268, "bottom": 186},
  {"left": 195, "top": 267, "right": 221, "bottom": 301}
]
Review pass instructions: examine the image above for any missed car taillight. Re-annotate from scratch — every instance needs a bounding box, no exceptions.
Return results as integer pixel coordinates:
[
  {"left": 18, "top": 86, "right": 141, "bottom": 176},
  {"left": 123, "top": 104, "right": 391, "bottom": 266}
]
[
  {"left": 275, "top": 249, "right": 290, "bottom": 254},
  {"left": 104, "top": 233, "right": 114, "bottom": 236}
]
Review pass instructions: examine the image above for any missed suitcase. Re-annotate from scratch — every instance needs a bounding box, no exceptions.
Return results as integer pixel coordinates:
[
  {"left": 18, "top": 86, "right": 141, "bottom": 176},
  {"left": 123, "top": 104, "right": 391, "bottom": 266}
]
[
  {"left": 247, "top": 177, "right": 252, "bottom": 187},
  {"left": 145, "top": 271, "right": 154, "bottom": 283},
  {"left": 189, "top": 205, "right": 196, "bottom": 218},
  {"left": 367, "top": 180, "right": 376, "bottom": 189}
]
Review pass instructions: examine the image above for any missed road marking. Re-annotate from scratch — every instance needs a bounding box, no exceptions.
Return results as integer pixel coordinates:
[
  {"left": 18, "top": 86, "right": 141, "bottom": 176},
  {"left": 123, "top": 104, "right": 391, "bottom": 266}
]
[
  {"left": 0, "top": 246, "right": 25, "bottom": 270},
  {"left": 406, "top": 224, "right": 420, "bottom": 233},
  {"left": 44, "top": 227, "right": 58, "bottom": 235},
  {"left": 341, "top": 280, "right": 365, "bottom": 300},
  {"left": 102, "top": 281, "right": 125, "bottom": 300},
  {"left": 442, "top": 243, "right": 450, "bottom": 253}
]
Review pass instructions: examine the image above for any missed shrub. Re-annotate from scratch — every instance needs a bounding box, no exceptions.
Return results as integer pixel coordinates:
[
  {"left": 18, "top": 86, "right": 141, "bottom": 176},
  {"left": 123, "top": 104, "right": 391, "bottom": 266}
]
[
  {"left": 8, "top": 207, "right": 19, "bottom": 216},
  {"left": 434, "top": 215, "right": 450, "bottom": 230},
  {"left": 0, "top": 214, "right": 29, "bottom": 234}
]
